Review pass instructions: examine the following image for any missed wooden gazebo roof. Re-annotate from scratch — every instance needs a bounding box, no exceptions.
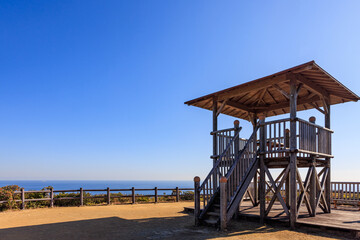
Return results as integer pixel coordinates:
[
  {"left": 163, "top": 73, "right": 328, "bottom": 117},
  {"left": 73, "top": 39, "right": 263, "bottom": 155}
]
[{"left": 185, "top": 61, "right": 359, "bottom": 121}]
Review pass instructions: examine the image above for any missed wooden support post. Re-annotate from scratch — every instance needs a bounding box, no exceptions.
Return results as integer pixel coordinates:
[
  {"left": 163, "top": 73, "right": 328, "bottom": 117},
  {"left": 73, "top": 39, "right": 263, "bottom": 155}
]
[
  {"left": 176, "top": 187, "right": 180, "bottom": 202},
  {"left": 254, "top": 171, "right": 258, "bottom": 206},
  {"left": 289, "top": 78, "right": 298, "bottom": 229},
  {"left": 309, "top": 117, "right": 316, "bottom": 217},
  {"left": 194, "top": 176, "right": 201, "bottom": 226},
  {"left": 107, "top": 187, "right": 111, "bottom": 205},
  {"left": 80, "top": 188, "right": 84, "bottom": 206},
  {"left": 234, "top": 120, "right": 240, "bottom": 215},
  {"left": 325, "top": 105, "right": 331, "bottom": 213},
  {"left": 50, "top": 187, "right": 54, "bottom": 208},
  {"left": 253, "top": 117, "right": 258, "bottom": 206},
  {"left": 155, "top": 187, "right": 158, "bottom": 203},
  {"left": 285, "top": 129, "right": 290, "bottom": 208},
  {"left": 220, "top": 176, "right": 228, "bottom": 231},
  {"left": 259, "top": 115, "right": 266, "bottom": 224},
  {"left": 213, "top": 97, "right": 218, "bottom": 190},
  {"left": 21, "top": 188, "right": 25, "bottom": 210},
  {"left": 132, "top": 187, "right": 136, "bottom": 204}
]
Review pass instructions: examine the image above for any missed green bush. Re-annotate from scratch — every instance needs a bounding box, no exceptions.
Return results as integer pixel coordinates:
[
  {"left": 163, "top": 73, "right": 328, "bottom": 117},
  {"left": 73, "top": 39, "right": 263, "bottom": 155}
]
[{"left": 180, "top": 191, "right": 194, "bottom": 201}]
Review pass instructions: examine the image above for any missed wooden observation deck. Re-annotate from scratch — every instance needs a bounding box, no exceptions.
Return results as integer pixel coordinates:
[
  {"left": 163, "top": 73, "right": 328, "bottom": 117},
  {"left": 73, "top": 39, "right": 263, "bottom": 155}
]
[{"left": 185, "top": 61, "right": 359, "bottom": 230}]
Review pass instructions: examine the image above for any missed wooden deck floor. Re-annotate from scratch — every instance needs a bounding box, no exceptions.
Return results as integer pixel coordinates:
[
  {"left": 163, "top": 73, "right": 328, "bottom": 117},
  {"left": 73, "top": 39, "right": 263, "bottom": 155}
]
[{"left": 239, "top": 201, "right": 360, "bottom": 232}]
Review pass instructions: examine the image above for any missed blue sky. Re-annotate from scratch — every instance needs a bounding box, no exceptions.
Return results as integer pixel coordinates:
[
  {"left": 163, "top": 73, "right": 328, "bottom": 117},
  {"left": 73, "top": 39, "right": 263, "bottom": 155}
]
[{"left": 0, "top": 1, "right": 359, "bottom": 181}]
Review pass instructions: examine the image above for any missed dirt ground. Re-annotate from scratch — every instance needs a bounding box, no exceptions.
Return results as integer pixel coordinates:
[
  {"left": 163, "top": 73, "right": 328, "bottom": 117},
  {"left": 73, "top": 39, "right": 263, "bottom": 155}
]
[{"left": 0, "top": 202, "right": 350, "bottom": 240}]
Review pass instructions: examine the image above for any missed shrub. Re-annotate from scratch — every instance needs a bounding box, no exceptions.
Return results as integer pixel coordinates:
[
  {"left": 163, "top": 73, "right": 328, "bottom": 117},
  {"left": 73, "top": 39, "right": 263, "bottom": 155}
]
[{"left": 0, "top": 185, "right": 20, "bottom": 210}]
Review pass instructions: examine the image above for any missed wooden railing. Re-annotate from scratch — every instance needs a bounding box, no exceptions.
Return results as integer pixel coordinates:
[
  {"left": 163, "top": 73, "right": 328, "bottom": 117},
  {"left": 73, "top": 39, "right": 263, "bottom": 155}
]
[
  {"left": 198, "top": 124, "right": 242, "bottom": 217},
  {"left": 262, "top": 181, "right": 360, "bottom": 208},
  {"left": 0, "top": 187, "right": 194, "bottom": 210},
  {"left": 297, "top": 118, "right": 333, "bottom": 157},
  {"left": 331, "top": 182, "right": 360, "bottom": 207},
  {"left": 226, "top": 125, "right": 258, "bottom": 208},
  {"left": 261, "top": 118, "right": 333, "bottom": 158}
]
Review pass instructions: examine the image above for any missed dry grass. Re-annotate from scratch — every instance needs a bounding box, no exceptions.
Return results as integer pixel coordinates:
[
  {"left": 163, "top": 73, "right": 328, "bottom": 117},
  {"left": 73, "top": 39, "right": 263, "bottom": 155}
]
[{"left": 0, "top": 202, "right": 348, "bottom": 240}]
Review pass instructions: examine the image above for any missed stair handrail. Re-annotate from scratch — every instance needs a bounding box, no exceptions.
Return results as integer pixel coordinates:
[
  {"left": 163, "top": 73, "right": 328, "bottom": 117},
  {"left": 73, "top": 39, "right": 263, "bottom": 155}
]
[
  {"left": 198, "top": 127, "right": 241, "bottom": 192},
  {"left": 225, "top": 124, "right": 259, "bottom": 180}
]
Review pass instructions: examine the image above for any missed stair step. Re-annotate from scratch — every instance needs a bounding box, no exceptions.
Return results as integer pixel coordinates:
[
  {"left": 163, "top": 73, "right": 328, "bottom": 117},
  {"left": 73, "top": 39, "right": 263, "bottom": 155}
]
[
  {"left": 207, "top": 211, "right": 220, "bottom": 217},
  {"left": 204, "top": 219, "right": 218, "bottom": 225},
  {"left": 213, "top": 204, "right": 220, "bottom": 208}
]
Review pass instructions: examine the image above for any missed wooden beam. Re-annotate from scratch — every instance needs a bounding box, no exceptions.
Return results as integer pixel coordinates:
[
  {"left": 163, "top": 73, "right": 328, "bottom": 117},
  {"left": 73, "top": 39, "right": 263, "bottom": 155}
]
[
  {"left": 296, "top": 83, "right": 303, "bottom": 95},
  {"left": 273, "top": 84, "right": 290, "bottom": 99},
  {"left": 216, "top": 100, "right": 227, "bottom": 117},
  {"left": 322, "top": 98, "right": 329, "bottom": 114},
  {"left": 309, "top": 102, "right": 325, "bottom": 114},
  {"left": 256, "top": 88, "right": 267, "bottom": 105},
  {"left": 287, "top": 73, "right": 330, "bottom": 101},
  {"left": 256, "top": 95, "right": 320, "bottom": 114},
  {"left": 227, "top": 100, "right": 255, "bottom": 113}
]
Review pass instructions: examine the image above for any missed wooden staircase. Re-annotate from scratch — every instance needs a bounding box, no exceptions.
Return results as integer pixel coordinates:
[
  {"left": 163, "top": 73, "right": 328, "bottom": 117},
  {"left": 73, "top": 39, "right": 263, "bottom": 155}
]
[
  {"left": 195, "top": 125, "right": 259, "bottom": 229},
  {"left": 202, "top": 193, "right": 220, "bottom": 226}
]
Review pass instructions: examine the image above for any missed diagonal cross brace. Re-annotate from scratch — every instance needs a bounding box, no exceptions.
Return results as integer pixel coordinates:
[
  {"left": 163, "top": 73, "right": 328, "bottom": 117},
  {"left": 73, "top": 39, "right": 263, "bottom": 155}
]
[
  {"left": 296, "top": 167, "right": 312, "bottom": 215},
  {"left": 264, "top": 164, "right": 290, "bottom": 217}
]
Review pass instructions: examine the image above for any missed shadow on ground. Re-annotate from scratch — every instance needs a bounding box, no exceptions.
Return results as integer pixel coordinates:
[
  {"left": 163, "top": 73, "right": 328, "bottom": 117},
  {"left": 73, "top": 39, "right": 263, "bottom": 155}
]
[{"left": 0, "top": 212, "right": 346, "bottom": 240}]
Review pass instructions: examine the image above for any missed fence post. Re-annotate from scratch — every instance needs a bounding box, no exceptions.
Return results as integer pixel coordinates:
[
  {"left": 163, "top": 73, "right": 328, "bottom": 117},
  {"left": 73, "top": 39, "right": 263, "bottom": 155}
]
[
  {"left": 80, "top": 188, "right": 84, "bottom": 206},
  {"left": 176, "top": 187, "right": 180, "bottom": 202},
  {"left": 132, "top": 187, "right": 135, "bottom": 204},
  {"left": 21, "top": 188, "right": 25, "bottom": 210},
  {"left": 155, "top": 187, "right": 158, "bottom": 203},
  {"left": 50, "top": 188, "right": 54, "bottom": 208},
  {"left": 107, "top": 187, "right": 111, "bottom": 205},
  {"left": 194, "top": 176, "right": 200, "bottom": 226},
  {"left": 220, "top": 176, "right": 228, "bottom": 231}
]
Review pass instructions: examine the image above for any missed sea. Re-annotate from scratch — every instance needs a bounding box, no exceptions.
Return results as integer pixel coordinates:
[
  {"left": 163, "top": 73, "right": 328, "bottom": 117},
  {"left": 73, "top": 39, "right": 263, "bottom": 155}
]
[{"left": 0, "top": 180, "right": 194, "bottom": 195}]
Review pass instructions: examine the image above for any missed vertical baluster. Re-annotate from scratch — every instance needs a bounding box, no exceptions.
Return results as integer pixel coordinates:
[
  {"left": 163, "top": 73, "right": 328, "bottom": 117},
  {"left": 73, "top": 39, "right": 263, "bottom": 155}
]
[
  {"left": 277, "top": 122, "right": 282, "bottom": 155},
  {"left": 354, "top": 183, "right": 356, "bottom": 200},
  {"left": 345, "top": 183, "right": 347, "bottom": 200},
  {"left": 277, "top": 122, "right": 280, "bottom": 153},
  {"left": 203, "top": 188, "right": 205, "bottom": 207}
]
